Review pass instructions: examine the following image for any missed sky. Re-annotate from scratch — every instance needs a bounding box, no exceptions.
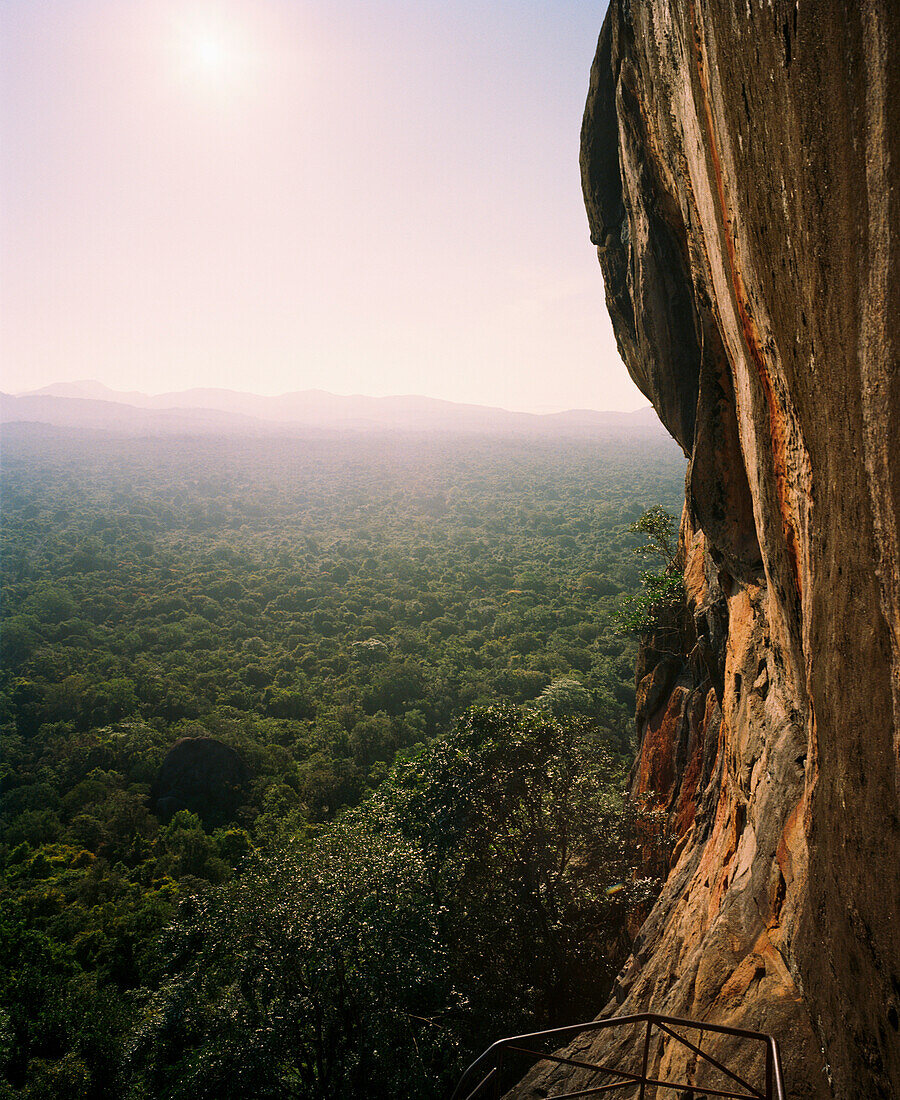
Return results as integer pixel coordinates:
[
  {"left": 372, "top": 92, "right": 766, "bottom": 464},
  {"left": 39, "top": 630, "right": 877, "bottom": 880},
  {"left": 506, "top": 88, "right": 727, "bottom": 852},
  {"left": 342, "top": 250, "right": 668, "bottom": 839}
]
[{"left": 1, "top": 0, "right": 641, "bottom": 413}]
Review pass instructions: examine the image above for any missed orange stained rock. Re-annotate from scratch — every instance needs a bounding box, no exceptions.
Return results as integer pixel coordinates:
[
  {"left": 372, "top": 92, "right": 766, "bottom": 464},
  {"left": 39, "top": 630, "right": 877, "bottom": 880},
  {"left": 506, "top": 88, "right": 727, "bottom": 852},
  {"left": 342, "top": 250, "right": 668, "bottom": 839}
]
[{"left": 635, "top": 685, "right": 688, "bottom": 803}]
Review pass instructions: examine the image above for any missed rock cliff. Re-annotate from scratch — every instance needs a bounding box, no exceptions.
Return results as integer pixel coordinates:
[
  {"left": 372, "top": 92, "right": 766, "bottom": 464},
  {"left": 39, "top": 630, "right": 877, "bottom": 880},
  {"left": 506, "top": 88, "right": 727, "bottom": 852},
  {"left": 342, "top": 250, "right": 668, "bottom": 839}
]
[{"left": 514, "top": 2, "right": 899, "bottom": 1097}]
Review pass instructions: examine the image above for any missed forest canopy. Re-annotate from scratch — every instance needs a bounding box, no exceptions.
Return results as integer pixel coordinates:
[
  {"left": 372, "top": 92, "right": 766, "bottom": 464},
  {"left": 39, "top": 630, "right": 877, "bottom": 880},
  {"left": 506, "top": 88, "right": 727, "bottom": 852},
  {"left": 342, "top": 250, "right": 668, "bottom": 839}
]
[{"left": 0, "top": 424, "right": 684, "bottom": 1097}]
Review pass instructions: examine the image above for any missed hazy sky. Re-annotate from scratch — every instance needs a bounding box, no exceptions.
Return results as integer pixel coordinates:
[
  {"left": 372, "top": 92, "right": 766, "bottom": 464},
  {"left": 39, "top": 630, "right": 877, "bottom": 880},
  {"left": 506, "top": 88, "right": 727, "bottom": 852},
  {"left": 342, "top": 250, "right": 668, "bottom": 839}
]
[{"left": 1, "top": 0, "right": 640, "bottom": 412}]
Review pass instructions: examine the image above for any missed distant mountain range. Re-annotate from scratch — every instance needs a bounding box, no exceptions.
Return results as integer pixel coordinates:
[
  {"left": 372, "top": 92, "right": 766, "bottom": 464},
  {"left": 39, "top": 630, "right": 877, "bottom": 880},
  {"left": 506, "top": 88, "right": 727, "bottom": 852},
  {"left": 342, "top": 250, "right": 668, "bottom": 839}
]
[{"left": 2, "top": 381, "right": 665, "bottom": 438}]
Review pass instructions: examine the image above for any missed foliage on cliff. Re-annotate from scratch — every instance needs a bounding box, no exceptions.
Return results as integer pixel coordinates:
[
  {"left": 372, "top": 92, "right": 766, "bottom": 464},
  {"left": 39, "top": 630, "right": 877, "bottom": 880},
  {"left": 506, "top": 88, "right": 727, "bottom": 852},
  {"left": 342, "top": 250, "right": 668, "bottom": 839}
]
[{"left": 615, "top": 507, "right": 684, "bottom": 634}]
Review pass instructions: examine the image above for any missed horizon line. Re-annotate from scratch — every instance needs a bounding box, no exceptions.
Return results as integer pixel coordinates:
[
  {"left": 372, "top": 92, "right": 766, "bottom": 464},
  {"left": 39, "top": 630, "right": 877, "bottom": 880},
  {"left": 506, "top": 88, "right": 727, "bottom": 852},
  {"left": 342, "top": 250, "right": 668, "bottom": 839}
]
[{"left": 15, "top": 379, "right": 652, "bottom": 418}]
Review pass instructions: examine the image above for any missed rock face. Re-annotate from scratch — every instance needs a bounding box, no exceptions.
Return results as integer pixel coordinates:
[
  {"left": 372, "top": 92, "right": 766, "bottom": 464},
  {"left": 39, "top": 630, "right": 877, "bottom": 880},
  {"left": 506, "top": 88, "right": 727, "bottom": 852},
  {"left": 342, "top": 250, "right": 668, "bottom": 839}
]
[
  {"left": 152, "top": 737, "right": 250, "bottom": 828},
  {"left": 514, "top": 2, "right": 899, "bottom": 1098}
]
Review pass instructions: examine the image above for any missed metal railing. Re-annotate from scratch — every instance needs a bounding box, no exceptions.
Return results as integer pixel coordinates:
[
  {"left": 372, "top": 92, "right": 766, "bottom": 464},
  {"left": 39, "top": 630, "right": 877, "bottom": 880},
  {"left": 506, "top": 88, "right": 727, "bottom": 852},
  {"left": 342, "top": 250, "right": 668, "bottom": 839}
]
[{"left": 450, "top": 1012, "right": 786, "bottom": 1100}]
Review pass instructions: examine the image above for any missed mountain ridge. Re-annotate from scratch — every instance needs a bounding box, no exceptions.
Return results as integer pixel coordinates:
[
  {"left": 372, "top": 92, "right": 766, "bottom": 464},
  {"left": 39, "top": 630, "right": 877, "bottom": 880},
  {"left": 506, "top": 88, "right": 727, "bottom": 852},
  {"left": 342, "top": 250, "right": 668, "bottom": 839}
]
[{"left": 5, "top": 383, "right": 662, "bottom": 437}]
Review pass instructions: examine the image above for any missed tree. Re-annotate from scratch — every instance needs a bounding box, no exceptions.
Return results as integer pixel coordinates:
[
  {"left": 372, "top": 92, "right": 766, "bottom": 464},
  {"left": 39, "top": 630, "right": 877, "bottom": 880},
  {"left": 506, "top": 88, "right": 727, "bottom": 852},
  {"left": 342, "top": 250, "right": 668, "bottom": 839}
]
[
  {"left": 125, "top": 823, "right": 450, "bottom": 1100},
  {"left": 376, "top": 705, "right": 660, "bottom": 1034},
  {"left": 616, "top": 507, "right": 684, "bottom": 634},
  {"left": 536, "top": 677, "right": 594, "bottom": 717},
  {"left": 628, "top": 504, "right": 677, "bottom": 564}
]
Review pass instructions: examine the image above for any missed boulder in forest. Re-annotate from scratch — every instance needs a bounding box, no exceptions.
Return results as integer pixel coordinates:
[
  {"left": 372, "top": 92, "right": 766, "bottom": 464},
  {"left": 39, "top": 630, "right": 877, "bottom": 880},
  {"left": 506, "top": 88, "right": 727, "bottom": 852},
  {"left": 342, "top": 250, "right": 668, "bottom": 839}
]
[{"left": 151, "top": 736, "right": 250, "bottom": 827}]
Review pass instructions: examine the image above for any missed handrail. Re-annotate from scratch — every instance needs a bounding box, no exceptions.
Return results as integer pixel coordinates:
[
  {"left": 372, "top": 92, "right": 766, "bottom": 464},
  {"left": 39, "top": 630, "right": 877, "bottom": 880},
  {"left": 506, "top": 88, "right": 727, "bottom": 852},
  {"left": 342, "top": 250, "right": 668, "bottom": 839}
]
[{"left": 449, "top": 1012, "right": 786, "bottom": 1100}]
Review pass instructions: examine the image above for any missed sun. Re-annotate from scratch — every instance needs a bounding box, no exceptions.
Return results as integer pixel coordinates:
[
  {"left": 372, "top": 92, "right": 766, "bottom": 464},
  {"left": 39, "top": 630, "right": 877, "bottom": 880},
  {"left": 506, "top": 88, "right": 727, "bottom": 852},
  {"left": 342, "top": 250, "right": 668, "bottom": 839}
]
[
  {"left": 176, "top": 11, "right": 245, "bottom": 93},
  {"left": 193, "top": 30, "right": 229, "bottom": 75}
]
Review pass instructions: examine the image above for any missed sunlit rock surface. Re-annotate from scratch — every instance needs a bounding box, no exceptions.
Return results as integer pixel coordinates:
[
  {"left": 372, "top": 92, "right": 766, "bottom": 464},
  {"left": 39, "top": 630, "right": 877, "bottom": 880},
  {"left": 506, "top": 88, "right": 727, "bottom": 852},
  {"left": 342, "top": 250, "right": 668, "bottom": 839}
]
[{"left": 513, "top": 2, "right": 899, "bottom": 1097}]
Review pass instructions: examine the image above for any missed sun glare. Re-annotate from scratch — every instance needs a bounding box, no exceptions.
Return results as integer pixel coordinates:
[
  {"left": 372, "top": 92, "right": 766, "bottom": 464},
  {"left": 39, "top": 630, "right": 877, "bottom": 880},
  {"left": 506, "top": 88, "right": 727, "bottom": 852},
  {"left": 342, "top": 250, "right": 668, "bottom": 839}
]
[
  {"left": 193, "top": 31, "right": 229, "bottom": 74},
  {"left": 177, "top": 10, "right": 246, "bottom": 94}
]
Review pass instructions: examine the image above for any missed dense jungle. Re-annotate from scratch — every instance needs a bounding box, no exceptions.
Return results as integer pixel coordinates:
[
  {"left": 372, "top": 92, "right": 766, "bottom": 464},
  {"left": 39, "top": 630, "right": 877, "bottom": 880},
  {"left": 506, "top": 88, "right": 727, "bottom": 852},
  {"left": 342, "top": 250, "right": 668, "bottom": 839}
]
[{"left": 0, "top": 423, "right": 684, "bottom": 1097}]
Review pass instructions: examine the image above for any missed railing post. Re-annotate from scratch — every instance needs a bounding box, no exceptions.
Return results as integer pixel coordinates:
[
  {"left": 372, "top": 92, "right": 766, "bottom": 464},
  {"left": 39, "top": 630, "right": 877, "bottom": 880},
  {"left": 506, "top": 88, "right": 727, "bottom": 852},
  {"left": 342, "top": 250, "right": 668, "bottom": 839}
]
[
  {"left": 638, "top": 1017, "right": 652, "bottom": 1100},
  {"left": 765, "top": 1043, "right": 773, "bottom": 1100}
]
